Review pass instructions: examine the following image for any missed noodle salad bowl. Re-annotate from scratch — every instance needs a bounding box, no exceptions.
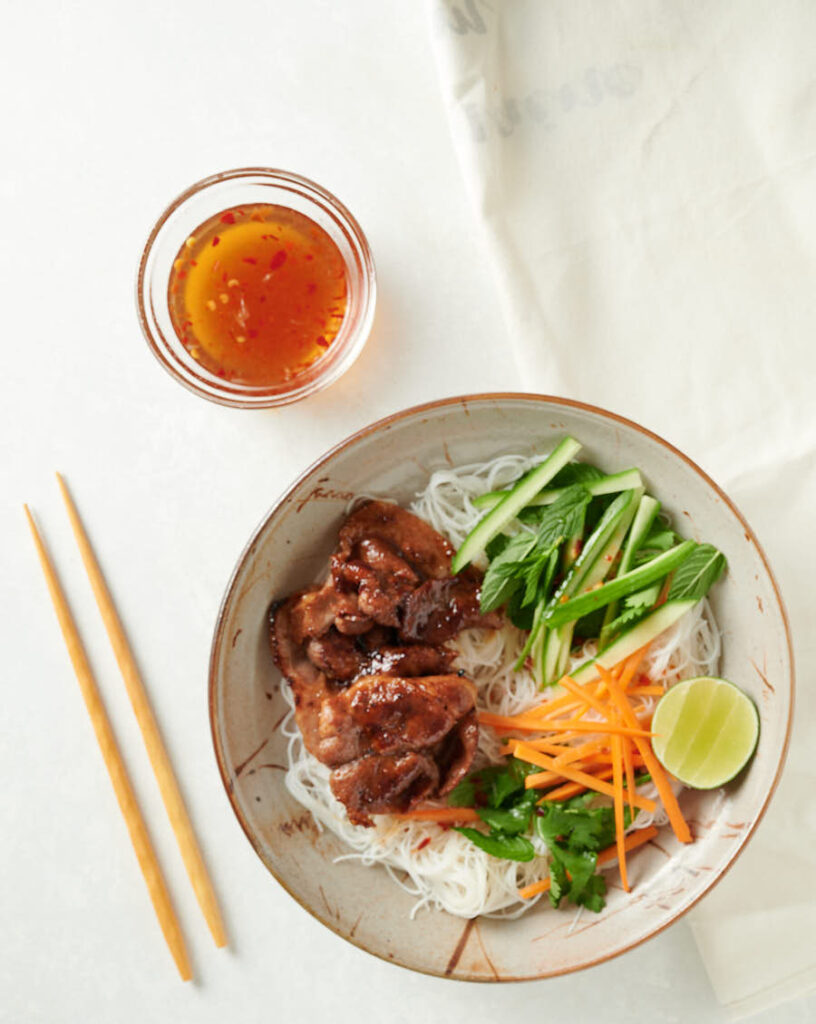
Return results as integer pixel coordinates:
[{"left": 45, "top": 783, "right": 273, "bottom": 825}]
[{"left": 209, "top": 394, "right": 792, "bottom": 980}]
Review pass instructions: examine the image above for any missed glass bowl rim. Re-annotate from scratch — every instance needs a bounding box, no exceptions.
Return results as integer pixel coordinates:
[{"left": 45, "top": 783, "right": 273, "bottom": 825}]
[{"left": 136, "top": 166, "right": 376, "bottom": 409}]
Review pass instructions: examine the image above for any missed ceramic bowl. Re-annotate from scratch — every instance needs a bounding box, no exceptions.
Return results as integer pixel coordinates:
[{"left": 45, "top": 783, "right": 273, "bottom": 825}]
[{"left": 209, "top": 393, "right": 793, "bottom": 980}]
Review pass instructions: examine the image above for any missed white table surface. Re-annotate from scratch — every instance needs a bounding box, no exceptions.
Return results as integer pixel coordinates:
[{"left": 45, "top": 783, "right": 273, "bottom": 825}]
[{"left": 2, "top": 2, "right": 813, "bottom": 1021}]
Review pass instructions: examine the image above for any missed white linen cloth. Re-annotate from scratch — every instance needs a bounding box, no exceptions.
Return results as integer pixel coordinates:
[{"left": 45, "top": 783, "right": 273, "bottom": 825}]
[{"left": 428, "top": 1, "right": 816, "bottom": 1017}]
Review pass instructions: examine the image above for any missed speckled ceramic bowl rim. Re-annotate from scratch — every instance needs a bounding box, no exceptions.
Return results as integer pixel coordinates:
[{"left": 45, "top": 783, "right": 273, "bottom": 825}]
[{"left": 208, "top": 392, "right": 795, "bottom": 981}]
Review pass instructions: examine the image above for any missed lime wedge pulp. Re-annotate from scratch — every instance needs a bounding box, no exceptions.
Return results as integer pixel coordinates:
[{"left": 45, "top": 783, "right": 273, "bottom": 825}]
[{"left": 651, "top": 676, "right": 760, "bottom": 789}]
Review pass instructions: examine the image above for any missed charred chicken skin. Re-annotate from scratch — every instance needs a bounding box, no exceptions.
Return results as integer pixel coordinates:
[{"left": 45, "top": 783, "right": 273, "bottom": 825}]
[{"left": 269, "top": 500, "right": 499, "bottom": 825}]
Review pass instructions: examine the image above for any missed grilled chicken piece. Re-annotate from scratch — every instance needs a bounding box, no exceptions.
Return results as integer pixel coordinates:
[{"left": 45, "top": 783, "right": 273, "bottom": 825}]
[
  {"left": 330, "top": 752, "right": 439, "bottom": 827},
  {"left": 332, "top": 556, "right": 415, "bottom": 628},
  {"left": 288, "top": 581, "right": 370, "bottom": 643},
  {"left": 364, "top": 643, "right": 455, "bottom": 677},
  {"left": 306, "top": 630, "right": 364, "bottom": 682},
  {"left": 336, "top": 500, "right": 454, "bottom": 580},
  {"left": 315, "top": 671, "right": 475, "bottom": 770},
  {"left": 305, "top": 635, "right": 454, "bottom": 685},
  {"left": 332, "top": 535, "right": 421, "bottom": 627},
  {"left": 316, "top": 672, "right": 476, "bottom": 766},
  {"left": 400, "top": 573, "right": 502, "bottom": 644},
  {"left": 436, "top": 709, "right": 479, "bottom": 794},
  {"left": 269, "top": 595, "right": 335, "bottom": 759},
  {"left": 357, "top": 625, "right": 394, "bottom": 650},
  {"left": 357, "top": 537, "right": 420, "bottom": 582},
  {"left": 333, "top": 608, "right": 374, "bottom": 636}
]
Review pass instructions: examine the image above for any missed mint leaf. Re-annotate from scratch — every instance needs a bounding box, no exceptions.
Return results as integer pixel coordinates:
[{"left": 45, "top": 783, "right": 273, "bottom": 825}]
[
  {"left": 667, "top": 543, "right": 726, "bottom": 601},
  {"left": 479, "top": 531, "right": 538, "bottom": 611},
  {"left": 480, "top": 485, "right": 592, "bottom": 613},
  {"left": 549, "top": 463, "right": 605, "bottom": 487},
  {"left": 506, "top": 587, "right": 536, "bottom": 630},
  {"left": 453, "top": 828, "right": 535, "bottom": 862},
  {"left": 521, "top": 545, "right": 558, "bottom": 607},
  {"left": 524, "top": 484, "right": 593, "bottom": 544}
]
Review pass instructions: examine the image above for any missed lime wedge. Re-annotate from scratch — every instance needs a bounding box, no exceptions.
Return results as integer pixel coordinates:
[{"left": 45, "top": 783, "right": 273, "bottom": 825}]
[{"left": 651, "top": 676, "right": 759, "bottom": 789}]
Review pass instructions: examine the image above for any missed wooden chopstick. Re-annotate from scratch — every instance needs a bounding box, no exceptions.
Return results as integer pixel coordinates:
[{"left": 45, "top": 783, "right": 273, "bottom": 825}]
[
  {"left": 55, "top": 474, "right": 227, "bottom": 950},
  {"left": 24, "top": 506, "right": 192, "bottom": 981}
]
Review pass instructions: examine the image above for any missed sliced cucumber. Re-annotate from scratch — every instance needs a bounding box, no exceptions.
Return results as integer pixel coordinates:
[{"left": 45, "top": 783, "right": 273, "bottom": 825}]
[
  {"left": 602, "top": 494, "right": 661, "bottom": 635},
  {"left": 573, "top": 487, "right": 642, "bottom": 593},
  {"left": 619, "top": 495, "right": 661, "bottom": 575},
  {"left": 570, "top": 599, "right": 698, "bottom": 684},
  {"left": 524, "top": 489, "right": 638, "bottom": 680},
  {"left": 540, "top": 624, "right": 567, "bottom": 685},
  {"left": 553, "top": 489, "right": 638, "bottom": 600},
  {"left": 451, "top": 436, "right": 582, "bottom": 574},
  {"left": 554, "top": 623, "right": 574, "bottom": 679},
  {"left": 546, "top": 538, "right": 696, "bottom": 629},
  {"left": 473, "top": 468, "right": 643, "bottom": 511}
]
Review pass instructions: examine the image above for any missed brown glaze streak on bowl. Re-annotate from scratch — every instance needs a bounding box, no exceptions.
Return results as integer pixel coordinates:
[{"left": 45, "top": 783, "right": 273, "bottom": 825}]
[{"left": 209, "top": 393, "right": 794, "bottom": 982}]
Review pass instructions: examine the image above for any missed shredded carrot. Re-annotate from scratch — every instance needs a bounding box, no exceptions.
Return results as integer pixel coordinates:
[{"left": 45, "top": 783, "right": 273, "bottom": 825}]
[
  {"left": 517, "top": 825, "right": 659, "bottom": 899},
  {"left": 621, "top": 734, "right": 637, "bottom": 821},
  {"left": 618, "top": 648, "right": 648, "bottom": 691},
  {"left": 515, "top": 743, "right": 656, "bottom": 812},
  {"left": 520, "top": 768, "right": 563, "bottom": 788},
  {"left": 517, "top": 879, "right": 551, "bottom": 900},
  {"left": 526, "top": 691, "right": 588, "bottom": 718},
  {"left": 524, "top": 754, "right": 635, "bottom": 790},
  {"left": 393, "top": 807, "right": 479, "bottom": 824},
  {"left": 478, "top": 711, "right": 654, "bottom": 738},
  {"left": 552, "top": 737, "right": 610, "bottom": 766},
  {"left": 611, "top": 733, "right": 629, "bottom": 891},
  {"left": 507, "top": 736, "right": 609, "bottom": 765},
  {"left": 478, "top": 711, "right": 570, "bottom": 731},
  {"left": 584, "top": 749, "right": 646, "bottom": 767},
  {"left": 598, "top": 664, "right": 692, "bottom": 844},
  {"left": 508, "top": 728, "right": 588, "bottom": 747},
  {"left": 558, "top": 674, "right": 612, "bottom": 719},
  {"left": 537, "top": 768, "right": 655, "bottom": 812},
  {"left": 504, "top": 737, "right": 573, "bottom": 757},
  {"left": 626, "top": 685, "right": 665, "bottom": 697},
  {"left": 543, "top": 718, "right": 655, "bottom": 738},
  {"left": 539, "top": 767, "right": 615, "bottom": 803},
  {"left": 517, "top": 878, "right": 551, "bottom": 900},
  {"left": 529, "top": 682, "right": 611, "bottom": 722}
]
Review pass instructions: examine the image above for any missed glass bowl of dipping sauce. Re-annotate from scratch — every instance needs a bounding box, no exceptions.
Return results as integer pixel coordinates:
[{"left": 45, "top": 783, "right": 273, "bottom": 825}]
[{"left": 137, "top": 168, "right": 376, "bottom": 408}]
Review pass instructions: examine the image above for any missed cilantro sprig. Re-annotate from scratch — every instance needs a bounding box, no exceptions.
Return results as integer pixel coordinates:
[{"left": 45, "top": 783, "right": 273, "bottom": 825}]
[{"left": 450, "top": 760, "right": 635, "bottom": 910}]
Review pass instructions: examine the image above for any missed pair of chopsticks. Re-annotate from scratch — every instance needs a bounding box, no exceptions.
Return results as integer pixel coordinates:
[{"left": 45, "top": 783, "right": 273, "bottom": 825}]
[{"left": 25, "top": 476, "right": 227, "bottom": 981}]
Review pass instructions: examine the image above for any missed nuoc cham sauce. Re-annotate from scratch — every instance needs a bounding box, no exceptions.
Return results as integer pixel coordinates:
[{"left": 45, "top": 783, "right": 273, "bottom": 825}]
[{"left": 168, "top": 204, "right": 348, "bottom": 387}]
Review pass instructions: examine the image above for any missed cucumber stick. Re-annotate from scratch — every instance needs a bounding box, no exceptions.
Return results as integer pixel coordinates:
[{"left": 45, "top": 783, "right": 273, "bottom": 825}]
[
  {"left": 533, "top": 488, "right": 639, "bottom": 684},
  {"left": 546, "top": 538, "right": 696, "bottom": 629},
  {"left": 540, "top": 624, "right": 569, "bottom": 685},
  {"left": 603, "top": 494, "right": 661, "bottom": 632},
  {"left": 619, "top": 495, "right": 661, "bottom": 576},
  {"left": 452, "top": 436, "right": 581, "bottom": 573},
  {"left": 571, "top": 599, "right": 698, "bottom": 684},
  {"left": 473, "top": 468, "right": 643, "bottom": 511},
  {"left": 572, "top": 487, "right": 642, "bottom": 595},
  {"left": 552, "top": 488, "right": 639, "bottom": 601}
]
